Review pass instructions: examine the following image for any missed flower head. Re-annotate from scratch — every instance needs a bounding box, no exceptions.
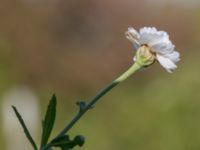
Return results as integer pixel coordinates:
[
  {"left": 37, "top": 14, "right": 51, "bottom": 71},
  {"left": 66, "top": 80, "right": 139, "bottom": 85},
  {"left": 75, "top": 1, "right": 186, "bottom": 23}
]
[{"left": 126, "top": 27, "right": 180, "bottom": 73}]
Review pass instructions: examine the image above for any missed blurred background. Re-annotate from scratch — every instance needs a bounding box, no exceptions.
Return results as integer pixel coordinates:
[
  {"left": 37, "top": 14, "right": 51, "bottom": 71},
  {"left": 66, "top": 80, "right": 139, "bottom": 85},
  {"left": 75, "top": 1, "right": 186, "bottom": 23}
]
[{"left": 0, "top": 0, "right": 200, "bottom": 149}]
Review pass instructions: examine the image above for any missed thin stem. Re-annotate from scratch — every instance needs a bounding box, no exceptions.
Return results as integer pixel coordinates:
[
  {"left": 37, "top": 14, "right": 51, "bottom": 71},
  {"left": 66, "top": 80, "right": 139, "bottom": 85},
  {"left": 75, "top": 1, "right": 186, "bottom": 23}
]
[
  {"left": 41, "top": 63, "right": 141, "bottom": 150},
  {"left": 59, "top": 81, "right": 118, "bottom": 137},
  {"left": 115, "top": 62, "right": 141, "bottom": 82}
]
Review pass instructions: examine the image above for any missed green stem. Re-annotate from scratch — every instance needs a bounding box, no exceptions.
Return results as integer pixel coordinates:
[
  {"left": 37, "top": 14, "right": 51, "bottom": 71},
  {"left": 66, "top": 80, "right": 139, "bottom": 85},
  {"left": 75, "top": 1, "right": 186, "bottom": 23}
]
[
  {"left": 115, "top": 62, "right": 141, "bottom": 82},
  {"left": 41, "top": 63, "right": 141, "bottom": 150}
]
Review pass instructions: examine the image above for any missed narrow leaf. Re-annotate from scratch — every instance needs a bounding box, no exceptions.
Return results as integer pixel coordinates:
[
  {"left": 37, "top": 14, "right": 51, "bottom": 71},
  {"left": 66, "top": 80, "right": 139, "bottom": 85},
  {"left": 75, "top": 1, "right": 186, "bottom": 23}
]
[
  {"left": 12, "top": 106, "right": 38, "bottom": 150},
  {"left": 40, "top": 94, "right": 57, "bottom": 147}
]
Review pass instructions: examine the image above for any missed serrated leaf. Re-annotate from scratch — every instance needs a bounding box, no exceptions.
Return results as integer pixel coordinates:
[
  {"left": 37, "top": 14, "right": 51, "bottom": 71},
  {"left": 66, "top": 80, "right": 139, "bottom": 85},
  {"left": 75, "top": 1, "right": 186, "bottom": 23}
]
[
  {"left": 12, "top": 106, "right": 38, "bottom": 150},
  {"left": 40, "top": 94, "right": 57, "bottom": 147}
]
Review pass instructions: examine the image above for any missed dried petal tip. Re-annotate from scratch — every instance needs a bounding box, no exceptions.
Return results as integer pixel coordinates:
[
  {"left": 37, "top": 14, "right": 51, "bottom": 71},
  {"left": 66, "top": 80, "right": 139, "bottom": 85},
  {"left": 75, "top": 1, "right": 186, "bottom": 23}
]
[{"left": 125, "top": 27, "right": 140, "bottom": 45}]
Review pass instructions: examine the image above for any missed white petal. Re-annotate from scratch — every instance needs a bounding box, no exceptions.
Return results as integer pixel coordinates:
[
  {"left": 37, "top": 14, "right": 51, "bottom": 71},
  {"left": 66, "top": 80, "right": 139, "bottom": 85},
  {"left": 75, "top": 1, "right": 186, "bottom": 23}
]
[
  {"left": 156, "top": 30, "right": 169, "bottom": 40},
  {"left": 139, "top": 27, "right": 148, "bottom": 34},
  {"left": 139, "top": 33, "right": 158, "bottom": 45},
  {"left": 164, "top": 51, "right": 180, "bottom": 63},
  {"left": 150, "top": 32, "right": 170, "bottom": 45},
  {"left": 139, "top": 27, "right": 157, "bottom": 34},
  {"left": 139, "top": 27, "right": 170, "bottom": 47},
  {"left": 151, "top": 42, "right": 174, "bottom": 54},
  {"left": 156, "top": 54, "right": 177, "bottom": 73}
]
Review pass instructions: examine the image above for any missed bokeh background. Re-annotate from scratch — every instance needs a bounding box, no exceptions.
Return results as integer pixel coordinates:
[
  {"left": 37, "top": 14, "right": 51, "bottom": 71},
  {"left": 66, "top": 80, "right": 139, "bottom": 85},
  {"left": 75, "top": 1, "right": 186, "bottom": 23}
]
[{"left": 0, "top": 0, "right": 200, "bottom": 150}]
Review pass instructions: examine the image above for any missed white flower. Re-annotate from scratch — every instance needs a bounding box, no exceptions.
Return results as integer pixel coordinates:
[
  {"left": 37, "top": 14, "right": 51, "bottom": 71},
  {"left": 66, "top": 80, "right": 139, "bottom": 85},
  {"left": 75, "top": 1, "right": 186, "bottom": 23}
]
[{"left": 126, "top": 27, "right": 180, "bottom": 73}]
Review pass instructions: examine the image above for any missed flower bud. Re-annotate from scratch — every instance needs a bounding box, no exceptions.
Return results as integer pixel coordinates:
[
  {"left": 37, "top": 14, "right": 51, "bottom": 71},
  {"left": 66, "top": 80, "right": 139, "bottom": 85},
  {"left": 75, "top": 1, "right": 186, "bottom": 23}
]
[{"left": 135, "top": 45, "right": 156, "bottom": 67}]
